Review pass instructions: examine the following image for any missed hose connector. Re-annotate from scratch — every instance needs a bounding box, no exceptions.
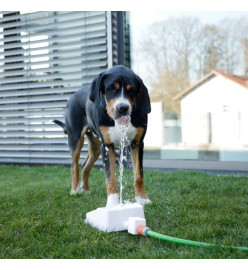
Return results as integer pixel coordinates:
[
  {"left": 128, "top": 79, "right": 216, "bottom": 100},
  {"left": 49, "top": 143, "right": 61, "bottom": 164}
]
[{"left": 137, "top": 225, "right": 151, "bottom": 236}]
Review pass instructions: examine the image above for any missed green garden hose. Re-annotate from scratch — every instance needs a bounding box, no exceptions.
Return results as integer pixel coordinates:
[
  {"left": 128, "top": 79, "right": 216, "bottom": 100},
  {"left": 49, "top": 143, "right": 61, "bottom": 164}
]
[{"left": 137, "top": 225, "right": 248, "bottom": 252}]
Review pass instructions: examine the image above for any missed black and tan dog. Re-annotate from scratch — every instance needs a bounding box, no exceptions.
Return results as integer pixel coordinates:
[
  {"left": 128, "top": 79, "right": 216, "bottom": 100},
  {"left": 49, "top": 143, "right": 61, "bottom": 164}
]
[{"left": 54, "top": 65, "right": 151, "bottom": 207}]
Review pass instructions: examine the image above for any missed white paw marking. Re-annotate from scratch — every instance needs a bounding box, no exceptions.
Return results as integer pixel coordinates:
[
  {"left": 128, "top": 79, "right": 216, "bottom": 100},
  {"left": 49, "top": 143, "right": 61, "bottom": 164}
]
[
  {"left": 70, "top": 183, "right": 90, "bottom": 195},
  {"left": 70, "top": 190, "right": 78, "bottom": 195},
  {"left": 106, "top": 193, "right": 119, "bottom": 207},
  {"left": 135, "top": 196, "right": 152, "bottom": 205}
]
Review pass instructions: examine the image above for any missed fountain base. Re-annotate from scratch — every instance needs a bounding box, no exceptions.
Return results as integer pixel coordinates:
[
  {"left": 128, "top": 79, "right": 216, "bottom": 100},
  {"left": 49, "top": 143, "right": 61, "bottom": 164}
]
[{"left": 85, "top": 203, "right": 145, "bottom": 233}]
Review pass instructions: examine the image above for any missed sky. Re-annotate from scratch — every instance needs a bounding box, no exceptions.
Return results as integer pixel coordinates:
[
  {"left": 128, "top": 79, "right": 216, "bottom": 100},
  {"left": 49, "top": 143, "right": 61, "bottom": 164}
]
[
  {"left": 130, "top": 11, "right": 248, "bottom": 56},
  {"left": 130, "top": 11, "right": 248, "bottom": 31}
]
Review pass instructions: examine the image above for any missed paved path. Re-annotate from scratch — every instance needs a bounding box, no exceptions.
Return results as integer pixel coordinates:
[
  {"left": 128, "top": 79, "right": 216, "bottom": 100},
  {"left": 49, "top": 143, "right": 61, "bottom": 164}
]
[{"left": 143, "top": 159, "right": 248, "bottom": 174}]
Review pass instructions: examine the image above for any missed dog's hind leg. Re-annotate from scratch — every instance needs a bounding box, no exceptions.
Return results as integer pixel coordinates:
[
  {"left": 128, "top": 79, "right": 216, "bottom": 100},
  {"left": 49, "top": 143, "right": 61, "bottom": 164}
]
[
  {"left": 69, "top": 127, "right": 87, "bottom": 195},
  {"left": 81, "top": 131, "right": 101, "bottom": 192}
]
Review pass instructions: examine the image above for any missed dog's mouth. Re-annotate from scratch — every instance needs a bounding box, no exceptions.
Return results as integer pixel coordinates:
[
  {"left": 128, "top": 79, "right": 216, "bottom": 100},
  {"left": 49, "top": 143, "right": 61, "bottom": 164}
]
[
  {"left": 114, "top": 103, "right": 131, "bottom": 125},
  {"left": 116, "top": 115, "right": 130, "bottom": 125}
]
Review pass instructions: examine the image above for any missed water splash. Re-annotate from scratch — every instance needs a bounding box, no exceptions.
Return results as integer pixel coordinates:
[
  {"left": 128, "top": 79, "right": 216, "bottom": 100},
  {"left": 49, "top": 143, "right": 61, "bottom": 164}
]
[{"left": 118, "top": 122, "right": 130, "bottom": 204}]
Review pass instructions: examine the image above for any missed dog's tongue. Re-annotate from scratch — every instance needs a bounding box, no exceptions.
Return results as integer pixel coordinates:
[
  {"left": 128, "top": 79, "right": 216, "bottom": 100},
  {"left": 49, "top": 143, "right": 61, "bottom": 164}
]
[{"left": 117, "top": 116, "right": 130, "bottom": 125}]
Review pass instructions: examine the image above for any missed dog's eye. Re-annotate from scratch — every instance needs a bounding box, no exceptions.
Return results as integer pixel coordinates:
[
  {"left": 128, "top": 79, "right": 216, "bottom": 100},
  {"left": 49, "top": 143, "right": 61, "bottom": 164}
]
[
  {"left": 108, "top": 86, "right": 116, "bottom": 91},
  {"left": 114, "top": 83, "right": 120, "bottom": 90},
  {"left": 108, "top": 83, "right": 120, "bottom": 91},
  {"left": 126, "top": 85, "right": 132, "bottom": 91}
]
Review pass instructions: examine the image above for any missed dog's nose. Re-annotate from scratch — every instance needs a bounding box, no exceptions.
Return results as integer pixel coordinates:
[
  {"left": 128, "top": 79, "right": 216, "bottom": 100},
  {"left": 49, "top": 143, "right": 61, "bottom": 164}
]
[{"left": 117, "top": 104, "right": 129, "bottom": 115}]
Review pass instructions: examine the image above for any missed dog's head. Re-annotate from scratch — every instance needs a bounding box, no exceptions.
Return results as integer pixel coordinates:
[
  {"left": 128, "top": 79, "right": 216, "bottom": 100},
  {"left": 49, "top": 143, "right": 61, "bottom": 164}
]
[{"left": 89, "top": 65, "right": 151, "bottom": 125}]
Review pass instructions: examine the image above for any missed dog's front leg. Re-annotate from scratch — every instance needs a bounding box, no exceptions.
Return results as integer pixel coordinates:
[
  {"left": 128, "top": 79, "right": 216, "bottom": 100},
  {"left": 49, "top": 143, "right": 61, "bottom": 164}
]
[
  {"left": 131, "top": 140, "right": 151, "bottom": 205},
  {"left": 101, "top": 144, "right": 119, "bottom": 207}
]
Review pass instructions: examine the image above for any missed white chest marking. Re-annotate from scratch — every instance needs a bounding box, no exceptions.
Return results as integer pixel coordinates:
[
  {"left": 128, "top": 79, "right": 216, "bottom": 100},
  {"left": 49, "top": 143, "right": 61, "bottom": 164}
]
[{"left": 108, "top": 122, "right": 137, "bottom": 146}]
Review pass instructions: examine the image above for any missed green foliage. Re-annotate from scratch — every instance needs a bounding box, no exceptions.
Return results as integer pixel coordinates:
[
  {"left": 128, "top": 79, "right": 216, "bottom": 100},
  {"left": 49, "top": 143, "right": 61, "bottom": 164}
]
[{"left": 0, "top": 165, "right": 248, "bottom": 258}]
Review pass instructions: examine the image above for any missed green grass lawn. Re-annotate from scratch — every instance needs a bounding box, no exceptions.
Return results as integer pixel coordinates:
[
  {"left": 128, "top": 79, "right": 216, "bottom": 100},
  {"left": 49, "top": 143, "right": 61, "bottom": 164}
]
[{"left": 0, "top": 165, "right": 248, "bottom": 259}]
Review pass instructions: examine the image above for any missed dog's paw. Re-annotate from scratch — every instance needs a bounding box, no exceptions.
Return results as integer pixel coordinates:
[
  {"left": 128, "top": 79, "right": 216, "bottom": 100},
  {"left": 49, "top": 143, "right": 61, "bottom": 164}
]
[
  {"left": 106, "top": 193, "right": 119, "bottom": 207},
  {"left": 70, "top": 188, "right": 82, "bottom": 195},
  {"left": 70, "top": 183, "right": 90, "bottom": 195},
  {"left": 135, "top": 196, "right": 152, "bottom": 205}
]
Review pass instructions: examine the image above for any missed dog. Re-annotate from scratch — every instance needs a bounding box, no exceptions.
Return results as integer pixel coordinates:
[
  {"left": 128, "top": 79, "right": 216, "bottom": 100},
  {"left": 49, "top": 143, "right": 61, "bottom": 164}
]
[{"left": 54, "top": 65, "right": 151, "bottom": 207}]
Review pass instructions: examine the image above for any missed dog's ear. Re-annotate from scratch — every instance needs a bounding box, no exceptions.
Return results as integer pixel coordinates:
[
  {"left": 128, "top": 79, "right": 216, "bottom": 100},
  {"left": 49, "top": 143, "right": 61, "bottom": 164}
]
[
  {"left": 89, "top": 72, "right": 105, "bottom": 103},
  {"left": 135, "top": 75, "right": 151, "bottom": 114}
]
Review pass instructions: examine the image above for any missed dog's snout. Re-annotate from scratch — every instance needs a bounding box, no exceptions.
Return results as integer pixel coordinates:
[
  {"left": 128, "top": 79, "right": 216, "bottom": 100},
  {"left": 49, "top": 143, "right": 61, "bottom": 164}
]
[{"left": 117, "top": 103, "right": 129, "bottom": 115}]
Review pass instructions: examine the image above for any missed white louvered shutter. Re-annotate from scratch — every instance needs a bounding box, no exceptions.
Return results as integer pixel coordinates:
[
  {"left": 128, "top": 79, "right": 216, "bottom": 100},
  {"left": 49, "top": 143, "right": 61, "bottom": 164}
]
[{"left": 0, "top": 11, "right": 115, "bottom": 165}]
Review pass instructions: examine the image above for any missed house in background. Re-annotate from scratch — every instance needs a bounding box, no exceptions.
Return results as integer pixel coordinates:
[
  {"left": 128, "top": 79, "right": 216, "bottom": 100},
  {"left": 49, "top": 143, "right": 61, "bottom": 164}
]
[
  {"left": 144, "top": 102, "right": 164, "bottom": 148},
  {"left": 173, "top": 70, "right": 248, "bottom": 150}
]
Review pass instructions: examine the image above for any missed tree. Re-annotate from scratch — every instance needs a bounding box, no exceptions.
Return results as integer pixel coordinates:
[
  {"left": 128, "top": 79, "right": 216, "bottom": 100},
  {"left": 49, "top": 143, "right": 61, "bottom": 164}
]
[
  {"left": 237, "top": 17, "right": 248, "bottom": 76},
  {"left": 197, "top": 25, "right": 223, "bottom": 76}
]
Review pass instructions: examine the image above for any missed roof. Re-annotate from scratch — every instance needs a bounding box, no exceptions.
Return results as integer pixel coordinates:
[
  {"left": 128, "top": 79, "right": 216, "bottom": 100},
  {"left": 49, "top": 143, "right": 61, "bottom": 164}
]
[{"left": 173, "top": 70, "right": 248, "bottom": 101}]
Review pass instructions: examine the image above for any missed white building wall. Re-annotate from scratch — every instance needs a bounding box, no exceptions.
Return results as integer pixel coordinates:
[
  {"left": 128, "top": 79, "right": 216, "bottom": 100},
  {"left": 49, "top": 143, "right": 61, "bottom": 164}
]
[
  {"left": 181, "top": 76, "right": 248, "bottom": 148},
  {"left": 181, "top": 76, "right": 248, "bottom": 113},
  {"left": 144, "top": 102, "right": 164, "bottom": 148}
]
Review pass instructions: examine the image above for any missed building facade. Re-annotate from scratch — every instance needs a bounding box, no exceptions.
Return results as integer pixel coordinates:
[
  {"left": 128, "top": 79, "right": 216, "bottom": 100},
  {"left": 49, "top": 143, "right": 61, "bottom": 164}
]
[{"left": 174, "top": 70, "right": 248, "bottom": 150}]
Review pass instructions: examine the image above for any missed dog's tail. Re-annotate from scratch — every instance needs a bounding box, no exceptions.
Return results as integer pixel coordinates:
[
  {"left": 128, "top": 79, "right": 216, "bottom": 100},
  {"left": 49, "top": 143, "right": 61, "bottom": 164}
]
[{"left": 53, "top": 120, "right": 67, "bottom": 134}]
